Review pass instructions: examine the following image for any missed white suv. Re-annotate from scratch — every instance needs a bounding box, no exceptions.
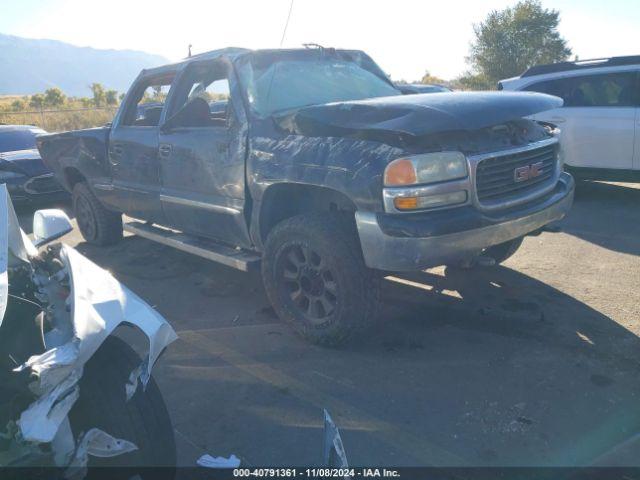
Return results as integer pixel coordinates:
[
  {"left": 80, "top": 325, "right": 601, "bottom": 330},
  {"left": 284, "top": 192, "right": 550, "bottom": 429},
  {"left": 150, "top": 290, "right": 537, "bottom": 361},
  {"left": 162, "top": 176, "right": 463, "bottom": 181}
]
[{"left": 499, "top": 56, "right": 640, "bottom": 180}]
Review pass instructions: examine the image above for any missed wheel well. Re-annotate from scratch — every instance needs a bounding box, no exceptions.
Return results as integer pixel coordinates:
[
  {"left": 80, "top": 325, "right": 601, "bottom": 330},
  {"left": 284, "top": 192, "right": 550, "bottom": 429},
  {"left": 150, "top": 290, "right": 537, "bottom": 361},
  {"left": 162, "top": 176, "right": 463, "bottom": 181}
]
[
  {"left": 259, "top": 184, "right": 357, "bottom": 242},
  {"left": 64, "top": 167, "right": 86, "bottom": 191}
]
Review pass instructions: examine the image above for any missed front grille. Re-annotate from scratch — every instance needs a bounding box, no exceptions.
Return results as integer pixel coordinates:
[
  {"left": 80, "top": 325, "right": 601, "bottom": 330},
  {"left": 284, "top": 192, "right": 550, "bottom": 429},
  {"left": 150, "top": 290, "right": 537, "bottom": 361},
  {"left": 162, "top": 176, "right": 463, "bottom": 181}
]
[{"left": 476, "top": 143, "right": 557, "bottom": 204}]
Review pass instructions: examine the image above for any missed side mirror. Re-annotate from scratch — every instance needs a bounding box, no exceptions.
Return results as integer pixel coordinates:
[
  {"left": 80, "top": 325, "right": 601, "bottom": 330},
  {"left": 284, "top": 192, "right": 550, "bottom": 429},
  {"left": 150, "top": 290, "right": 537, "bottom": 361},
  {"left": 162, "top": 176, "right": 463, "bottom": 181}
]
[{"left": 33, "top": 209, "right": 73, "bottom": 247}]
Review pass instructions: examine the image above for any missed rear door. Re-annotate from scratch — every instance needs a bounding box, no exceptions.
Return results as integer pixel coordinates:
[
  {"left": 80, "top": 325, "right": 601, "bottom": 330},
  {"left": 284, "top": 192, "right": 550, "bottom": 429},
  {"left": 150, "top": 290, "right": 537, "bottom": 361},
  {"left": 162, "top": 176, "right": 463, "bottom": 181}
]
[
  {"left": 526, "top": 71, "right": 637, "bottom": 170},
  {"left": 157, "top": 59, "right": 252, "bottom": 248},
  {"left": 108, "top": 73, "right": 174, "bottom": 221}
]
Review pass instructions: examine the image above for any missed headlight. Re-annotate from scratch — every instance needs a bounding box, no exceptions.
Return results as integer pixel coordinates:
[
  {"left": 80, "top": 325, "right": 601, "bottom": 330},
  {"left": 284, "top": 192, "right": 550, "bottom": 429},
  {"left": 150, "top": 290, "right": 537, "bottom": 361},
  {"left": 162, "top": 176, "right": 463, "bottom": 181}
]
[
  {"left": 0, "top": 170, "right": 25, "bottom": 181},
  {"left": 384, "top": 152, "right": 467, "bottom": 186}
]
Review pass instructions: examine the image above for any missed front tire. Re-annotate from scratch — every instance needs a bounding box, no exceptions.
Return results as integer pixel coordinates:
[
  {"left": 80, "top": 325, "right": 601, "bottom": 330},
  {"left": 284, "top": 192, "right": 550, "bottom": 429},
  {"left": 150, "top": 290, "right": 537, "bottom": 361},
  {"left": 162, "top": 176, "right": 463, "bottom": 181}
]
[
  {"left": 69, "top": 336, "right": 176, "bottom": 478},
  {"left": 73, "top": 182, "right": 123, "bottom": 246},
  {"left": 262, "top": 213, "right": 379, "bottom": 346}
]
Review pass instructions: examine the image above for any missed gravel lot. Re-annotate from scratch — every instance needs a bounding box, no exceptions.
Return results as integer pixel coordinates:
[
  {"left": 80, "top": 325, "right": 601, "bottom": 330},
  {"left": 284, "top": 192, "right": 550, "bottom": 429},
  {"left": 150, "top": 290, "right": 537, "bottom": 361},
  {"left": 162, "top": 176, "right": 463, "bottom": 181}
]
[{"left": 17, "top": 180, "right": 640, "bottom": 468}]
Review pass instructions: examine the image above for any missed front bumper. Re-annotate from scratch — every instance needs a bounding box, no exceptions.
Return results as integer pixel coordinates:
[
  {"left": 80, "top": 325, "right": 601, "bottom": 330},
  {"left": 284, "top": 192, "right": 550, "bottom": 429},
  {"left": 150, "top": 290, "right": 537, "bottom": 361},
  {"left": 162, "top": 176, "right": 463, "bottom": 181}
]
[{"left": 355, "top": 172, "right": 575, "bottom": 271}]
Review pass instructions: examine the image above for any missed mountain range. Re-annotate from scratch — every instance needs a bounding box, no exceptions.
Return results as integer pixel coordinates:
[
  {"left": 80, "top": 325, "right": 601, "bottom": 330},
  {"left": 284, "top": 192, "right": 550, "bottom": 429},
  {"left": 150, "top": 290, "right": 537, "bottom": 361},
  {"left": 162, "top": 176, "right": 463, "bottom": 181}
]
[{"left": 0, "top": 33, "right": 169, "bottom": 97}]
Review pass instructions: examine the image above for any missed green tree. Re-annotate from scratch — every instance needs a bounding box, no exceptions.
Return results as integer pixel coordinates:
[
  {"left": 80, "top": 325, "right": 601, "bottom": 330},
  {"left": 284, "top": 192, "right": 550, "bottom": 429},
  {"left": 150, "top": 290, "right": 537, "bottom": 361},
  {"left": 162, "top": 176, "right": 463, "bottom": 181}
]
[
  {"left": 452, "top": 73, "right": 494, "bottom": 91},
  {"left": 44, "top": 87, "right": 66, "bottom": 107},
  {"left": 105, "top": 89, "right": 119, "bottom": 106},
  {"left": 89, "top": 83, "right": 106, "bottom": 107},
  {"left": 11, "top": 98, "right": 27, "bottom": 111},
  {"left": 420, "top": 71, "right": 446, "bottom": 85},
  {"left": 29, "top": 94, "right": 45, "bottom": 110},
  {"left": 468, "top": 0, "right": 571, "bottom": 86}
]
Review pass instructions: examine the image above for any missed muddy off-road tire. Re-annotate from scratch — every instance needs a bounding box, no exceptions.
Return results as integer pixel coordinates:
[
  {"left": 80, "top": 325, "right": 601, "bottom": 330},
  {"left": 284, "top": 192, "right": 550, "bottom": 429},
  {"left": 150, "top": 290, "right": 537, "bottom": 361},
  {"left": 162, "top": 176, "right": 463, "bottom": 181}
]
[
  {"left": 484, "top": 236, "right": 524, "bottom": 264},
  {"left": 262, "top": 212, "right": 379, "bottom": 346},
  {"left": 69, "top": 336, "right": 176, "bottom": 478},
  {"left": 73, "top": 182, "right": 123, "bottom": 246}
]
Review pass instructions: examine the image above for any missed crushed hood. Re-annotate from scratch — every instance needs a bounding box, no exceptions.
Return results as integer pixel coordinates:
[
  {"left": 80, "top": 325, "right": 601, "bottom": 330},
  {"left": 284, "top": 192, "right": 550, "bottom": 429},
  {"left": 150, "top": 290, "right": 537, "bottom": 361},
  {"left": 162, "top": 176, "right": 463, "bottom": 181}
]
[{"left": 275, "top": 91, "right": 563, "bottom": 138}]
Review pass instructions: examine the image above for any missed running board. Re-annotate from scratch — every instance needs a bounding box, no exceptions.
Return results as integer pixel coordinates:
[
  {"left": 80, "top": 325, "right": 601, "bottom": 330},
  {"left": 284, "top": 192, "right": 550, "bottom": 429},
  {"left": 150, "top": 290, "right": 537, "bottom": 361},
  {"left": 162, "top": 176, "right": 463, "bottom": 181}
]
[{"left": 124, "top": 221, "right": 261, "bottom": 272}]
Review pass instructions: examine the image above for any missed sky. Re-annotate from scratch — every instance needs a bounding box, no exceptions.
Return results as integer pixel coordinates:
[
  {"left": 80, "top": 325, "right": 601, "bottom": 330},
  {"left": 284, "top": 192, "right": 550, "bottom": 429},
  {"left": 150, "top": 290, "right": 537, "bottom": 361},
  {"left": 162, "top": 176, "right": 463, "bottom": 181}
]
[{"left": 1, "top": 0, "right": 638, "bottom": 81}]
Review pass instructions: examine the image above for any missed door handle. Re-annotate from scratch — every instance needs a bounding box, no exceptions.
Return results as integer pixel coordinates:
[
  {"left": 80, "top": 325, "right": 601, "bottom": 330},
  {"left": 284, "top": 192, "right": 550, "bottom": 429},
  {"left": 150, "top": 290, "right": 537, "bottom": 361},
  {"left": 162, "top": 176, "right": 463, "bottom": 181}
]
[
  {"left": 159, "top": 143, "right": 173, "bottom": 158},
  {"left": 549, "top": 116, "right": 566, "bottom": 124}
]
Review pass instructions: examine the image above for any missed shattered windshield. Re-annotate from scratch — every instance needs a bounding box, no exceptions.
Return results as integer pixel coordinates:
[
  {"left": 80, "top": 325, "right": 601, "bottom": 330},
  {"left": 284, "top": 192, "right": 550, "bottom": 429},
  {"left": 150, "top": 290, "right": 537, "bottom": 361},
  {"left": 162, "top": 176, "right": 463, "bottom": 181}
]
[{"left": 240, "top": 58, "right": 401, "bottom": 116}]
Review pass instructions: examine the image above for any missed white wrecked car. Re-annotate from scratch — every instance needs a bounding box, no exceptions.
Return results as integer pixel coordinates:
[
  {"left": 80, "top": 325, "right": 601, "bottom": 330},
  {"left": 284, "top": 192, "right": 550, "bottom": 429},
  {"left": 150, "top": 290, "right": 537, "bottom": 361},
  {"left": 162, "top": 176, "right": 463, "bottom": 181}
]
[{"left": 0, "top": 184, "right": 177, "bottom": 474}]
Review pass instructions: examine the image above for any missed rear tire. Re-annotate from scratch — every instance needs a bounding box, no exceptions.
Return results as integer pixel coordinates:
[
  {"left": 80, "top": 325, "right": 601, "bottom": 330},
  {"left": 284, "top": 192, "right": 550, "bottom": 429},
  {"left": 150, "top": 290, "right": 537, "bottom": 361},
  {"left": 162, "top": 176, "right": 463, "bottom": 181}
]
[
  {"left": 69, "top": 336, "right": 175, "bottom": 478},
  {"left": 73, "top": 182, "right": 123, "bottom": 246},
  {"left": 262, "top": 212, "right": 379, "bottom": 346}
]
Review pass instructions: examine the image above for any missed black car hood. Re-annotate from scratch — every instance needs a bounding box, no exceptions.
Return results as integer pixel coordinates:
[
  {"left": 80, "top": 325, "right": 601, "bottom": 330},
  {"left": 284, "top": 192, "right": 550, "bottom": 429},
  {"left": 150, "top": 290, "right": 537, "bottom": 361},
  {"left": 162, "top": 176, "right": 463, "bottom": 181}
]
[
  {"left": 0, "top": 149, "right": 48, "bottom": 176},
  {"left": 275, "top": 91, "right": 563, "bottom": 138}
]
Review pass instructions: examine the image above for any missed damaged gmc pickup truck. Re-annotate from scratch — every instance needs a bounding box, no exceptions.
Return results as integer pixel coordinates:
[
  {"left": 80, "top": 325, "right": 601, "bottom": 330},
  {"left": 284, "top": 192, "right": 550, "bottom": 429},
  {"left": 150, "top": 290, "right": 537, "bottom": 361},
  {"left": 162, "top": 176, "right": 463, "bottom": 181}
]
[{"left": 38, "top": 47, "right": 575, "bottom": 345}]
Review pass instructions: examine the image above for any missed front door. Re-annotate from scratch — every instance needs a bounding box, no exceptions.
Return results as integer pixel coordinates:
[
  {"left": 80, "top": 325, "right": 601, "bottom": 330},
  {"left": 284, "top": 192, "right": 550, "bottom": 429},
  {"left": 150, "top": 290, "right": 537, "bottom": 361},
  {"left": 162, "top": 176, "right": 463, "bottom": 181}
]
[
  {"left": 158, "top": 60, "right": 252, "bottom": 248},
  {"left": 109, "top": 74, "right": 174, "bottom": 221},
  {"left": 527, "top": 70, "right": 637, "bottom": 170}
]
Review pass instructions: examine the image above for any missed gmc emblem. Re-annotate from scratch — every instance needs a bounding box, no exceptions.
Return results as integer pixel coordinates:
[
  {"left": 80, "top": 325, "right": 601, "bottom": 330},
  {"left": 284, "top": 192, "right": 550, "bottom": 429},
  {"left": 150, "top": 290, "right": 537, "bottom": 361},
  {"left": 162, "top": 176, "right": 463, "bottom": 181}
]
[{"left": 514, "top": 161, "right": 544, "bottom": 183}]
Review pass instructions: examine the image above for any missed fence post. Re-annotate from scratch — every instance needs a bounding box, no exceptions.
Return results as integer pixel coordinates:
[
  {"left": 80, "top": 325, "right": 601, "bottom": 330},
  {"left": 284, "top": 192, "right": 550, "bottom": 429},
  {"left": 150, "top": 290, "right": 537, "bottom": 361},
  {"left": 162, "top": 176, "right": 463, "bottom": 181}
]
[{"left": 40, "top": 106, "right": 45, "bottom": 129}]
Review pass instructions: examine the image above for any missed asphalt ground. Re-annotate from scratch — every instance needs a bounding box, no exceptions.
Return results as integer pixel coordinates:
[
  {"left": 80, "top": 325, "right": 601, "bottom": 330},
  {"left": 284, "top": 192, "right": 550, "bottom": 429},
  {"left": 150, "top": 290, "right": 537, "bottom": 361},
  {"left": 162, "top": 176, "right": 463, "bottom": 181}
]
[{"left": 17, "top": 180, "right": 640, "bottom": 469}]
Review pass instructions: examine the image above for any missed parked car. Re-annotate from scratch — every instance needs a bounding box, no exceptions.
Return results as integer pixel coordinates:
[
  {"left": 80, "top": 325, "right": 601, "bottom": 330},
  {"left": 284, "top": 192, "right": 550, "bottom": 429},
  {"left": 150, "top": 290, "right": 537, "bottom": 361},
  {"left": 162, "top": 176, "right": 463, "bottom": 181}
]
[
  {"left": 38, "top": 47, "right": 574, "bottom": 345},
  {"left": 0, "top": 184, "right": 177, "bottom": 475},
  {"left": 396, "top": 83, "right": 452, "bottom": 94},
  {"left": 499, "top": 55, "right": 640, "bottom": 181},
  {"left": 0, "top": 125, "right": 67, "bottom": 204}
]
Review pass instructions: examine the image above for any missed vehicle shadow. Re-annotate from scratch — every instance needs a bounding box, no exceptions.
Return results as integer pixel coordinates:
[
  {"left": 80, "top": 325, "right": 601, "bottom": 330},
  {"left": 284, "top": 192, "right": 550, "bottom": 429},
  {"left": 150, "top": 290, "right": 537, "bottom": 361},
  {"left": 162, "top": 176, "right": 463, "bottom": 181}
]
[
  {"left": 376, "top": 265, "right": 638, "bottom": 366},
  {"left": 561, "top": 180, "right": 640, "bottom": 256},
  {"left": 347, "top": 265, "right": 640, "bottom": 465}
]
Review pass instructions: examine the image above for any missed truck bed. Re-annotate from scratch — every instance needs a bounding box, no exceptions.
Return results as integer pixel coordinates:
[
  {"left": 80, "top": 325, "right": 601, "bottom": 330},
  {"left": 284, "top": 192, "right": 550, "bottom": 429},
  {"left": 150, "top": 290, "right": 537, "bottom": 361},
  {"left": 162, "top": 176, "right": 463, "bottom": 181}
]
[{"left": 36, "top": 127, "right": 111, "bottom": 192}]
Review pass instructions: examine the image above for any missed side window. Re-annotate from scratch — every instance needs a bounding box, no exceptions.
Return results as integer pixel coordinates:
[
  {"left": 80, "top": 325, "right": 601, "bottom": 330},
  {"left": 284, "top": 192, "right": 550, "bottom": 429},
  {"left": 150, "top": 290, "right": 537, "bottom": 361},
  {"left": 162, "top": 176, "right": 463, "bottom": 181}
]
[
  {"left": 121, "top": 76, "right": 174, "bottom": 127},
  {"left": 168, "top": 63, "right": 233, "bottom": 128},
  {"left": 525, "top": 72, "right": 638, "bottom": 107}
]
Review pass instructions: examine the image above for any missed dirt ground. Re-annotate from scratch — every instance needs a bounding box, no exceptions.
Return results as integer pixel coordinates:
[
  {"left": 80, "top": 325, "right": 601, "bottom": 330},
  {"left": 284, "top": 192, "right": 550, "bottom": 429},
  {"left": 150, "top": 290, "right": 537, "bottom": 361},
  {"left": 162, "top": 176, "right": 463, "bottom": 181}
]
[{"left": 17, "top": 180, "right": 640, "bottom": 469}]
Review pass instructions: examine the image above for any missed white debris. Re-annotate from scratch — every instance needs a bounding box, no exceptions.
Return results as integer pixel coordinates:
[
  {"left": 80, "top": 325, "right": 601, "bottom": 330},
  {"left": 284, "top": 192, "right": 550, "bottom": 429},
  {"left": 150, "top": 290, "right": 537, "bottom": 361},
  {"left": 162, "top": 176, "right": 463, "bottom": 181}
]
[
  {"left": 0, "top": 188, "right": 7, "bottom": 327},
  {"left": 0, "top": 184, "right": 37, "bottom": 327},
  {"left": 1, "top": 184, "right": 177, "bottom": 467},
  {"left": 18, "top": 370, "right": 81, "bottom": 443},
  {"left": 125, "top": 361, "right": 146, "bottom": 401},
  {"left": 15, "top": 244, "right": 177, "bottom": 447},
  {"left": 65, "top": 428, "right": 138, "bottom": 480},
  {"left": 197, "top": 454, "right": 241, "bottom": 468},
  {"left": 322, "top": 409, "right": 349, "bottom": 469},
  {"left": 14, "top": 342, "right": 80, "bottom": 395},
  {"left": 60, "top": 245, "right": 178, "bottom": 380},
  {"left": 51, "top": 418, "right": 76, "bottom": 466}
]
